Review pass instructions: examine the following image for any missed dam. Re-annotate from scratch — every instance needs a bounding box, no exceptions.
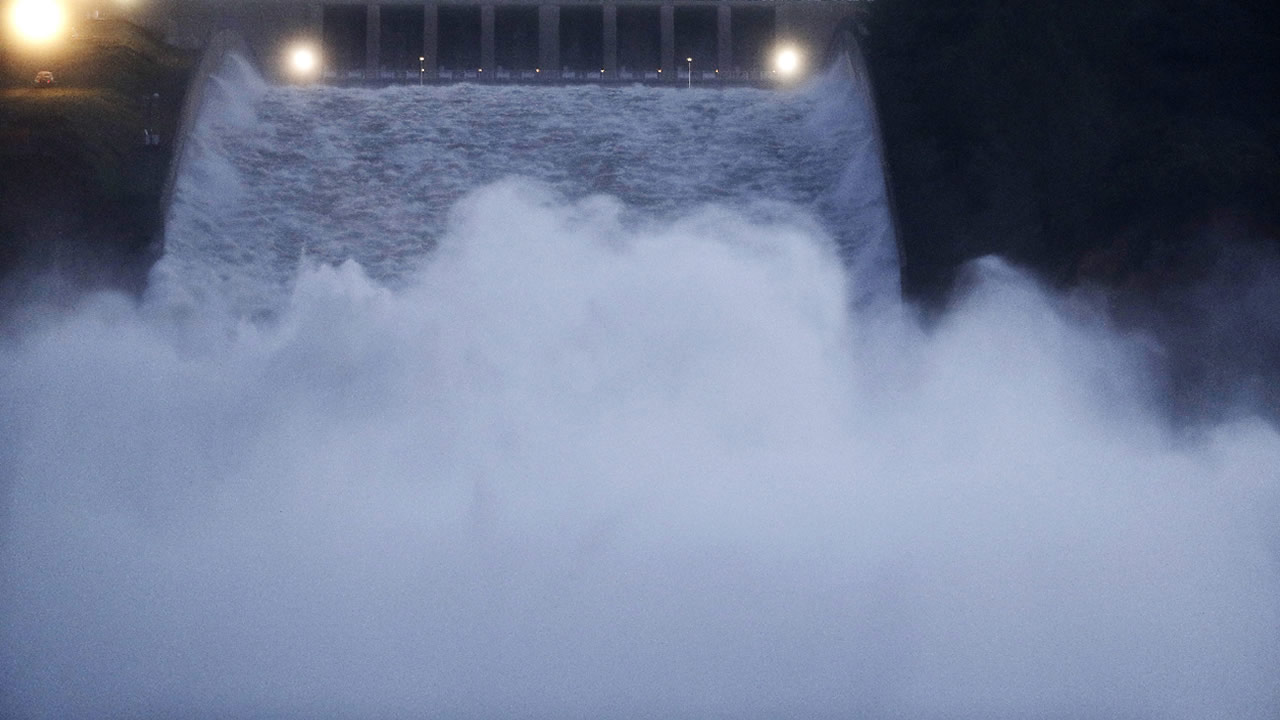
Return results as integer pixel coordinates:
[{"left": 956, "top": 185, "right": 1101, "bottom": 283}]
[{"left": 156, "top": 28, "right": 895, "bottom": 317}]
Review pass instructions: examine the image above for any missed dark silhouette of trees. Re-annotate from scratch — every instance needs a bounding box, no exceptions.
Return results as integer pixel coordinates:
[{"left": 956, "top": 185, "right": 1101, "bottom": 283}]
[{"left": 864, "top": 0, "right": 1280, "bottom": 297}]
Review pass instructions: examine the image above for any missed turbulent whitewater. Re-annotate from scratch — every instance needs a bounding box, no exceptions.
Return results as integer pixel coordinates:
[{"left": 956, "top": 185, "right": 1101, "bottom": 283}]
[
  {"left": 2, "top": 55, "right": 1278, "bottom": 719},
  {"left": 155, "top": 54, "right": 896, "bottom": 317}
]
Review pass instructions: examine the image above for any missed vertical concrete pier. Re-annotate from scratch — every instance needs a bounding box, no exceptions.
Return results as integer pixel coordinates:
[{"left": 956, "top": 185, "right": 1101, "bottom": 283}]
[
  {"left": 660, "top": 1, "right": 674, "bottom": 80},
  {"left": 602, "top": 2, "right": 617, "bottom": 78},
  {"left": 481, "top": 4, "right": 495, "bottom": 72},
  {"left": 423, "top": 2, "right": 438, "bottom": 75},
  {"left": 716, "top": 3, "right": 731, "bottom": 72},
  {"left": 308, "top": 3, "right": 322, "bottom": 44},
  {"left": 365, "top": 3, "right": 380, "bottom": 77},
  {"left": 539, "top": 4, "right": 560, "bottom": 78}
]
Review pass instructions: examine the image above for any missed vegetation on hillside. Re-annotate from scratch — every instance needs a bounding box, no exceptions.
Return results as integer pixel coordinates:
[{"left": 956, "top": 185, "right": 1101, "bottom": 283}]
[
  {"left": 863, "top": 0, "right": 1280, "bottom": 297},
  {"left": 0, "top": 19, "right": 193, "bottom": 293}
]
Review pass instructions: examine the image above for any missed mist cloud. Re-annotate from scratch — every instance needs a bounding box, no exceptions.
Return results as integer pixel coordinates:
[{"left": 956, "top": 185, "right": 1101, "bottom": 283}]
[{"left": 3, "top": 181, "right": 1278, "bottom": 719}]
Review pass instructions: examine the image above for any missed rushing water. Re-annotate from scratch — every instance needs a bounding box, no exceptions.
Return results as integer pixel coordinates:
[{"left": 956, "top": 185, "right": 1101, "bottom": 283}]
[
  {"left": 2, "top": 55, "right": 1278, "bottom": 719},
  {"left": 155, "top": 54, "right": 895, "bottom": 318}
]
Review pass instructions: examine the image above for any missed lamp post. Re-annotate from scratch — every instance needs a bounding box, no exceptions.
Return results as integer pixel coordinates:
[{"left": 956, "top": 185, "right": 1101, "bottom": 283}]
[
  {"left": 686, "top": 57, "right": 692, "bottom": 88},
  {"left": 287, "top": 44, "right": 319, "bottom": 83},
  {"left": 8, "top": 0, "right": 67, "bottom": 47},
  {"left": 419, "top": 55, "right": 424, "bottom": 85},
  {"left": 774, "top": 48, "right": 800, "bottom": 79}
]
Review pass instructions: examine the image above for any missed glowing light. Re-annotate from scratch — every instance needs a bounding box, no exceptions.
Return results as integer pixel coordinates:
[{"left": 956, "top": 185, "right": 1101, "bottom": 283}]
[
  {"left": 8, "top": 0, "right": 66, "bottom": 44},
  {"left": 775, "top": 47, "right": 801, "bottom": 76},
  {"left": 287, "top": 45, "right": 318, "bottom": 78}
]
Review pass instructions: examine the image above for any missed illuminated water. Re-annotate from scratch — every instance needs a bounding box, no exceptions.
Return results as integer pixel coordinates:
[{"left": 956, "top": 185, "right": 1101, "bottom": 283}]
[
  {"left": 2, "top": 55, "right": 1277, "bottom": 719},
  {"left": 156, "top": 54, "right": 895, "bottom": 318}
]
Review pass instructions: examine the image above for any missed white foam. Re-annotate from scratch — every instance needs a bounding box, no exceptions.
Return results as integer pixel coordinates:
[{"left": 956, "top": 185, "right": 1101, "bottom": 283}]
[{"left": 2, "top": 58, "right": 1277, "bottom": 720}]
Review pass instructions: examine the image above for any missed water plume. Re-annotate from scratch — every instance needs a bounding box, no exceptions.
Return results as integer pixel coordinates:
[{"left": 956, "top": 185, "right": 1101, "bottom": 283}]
[{"left": 2, "top": 55, "right": 1277, "bottom": 720}]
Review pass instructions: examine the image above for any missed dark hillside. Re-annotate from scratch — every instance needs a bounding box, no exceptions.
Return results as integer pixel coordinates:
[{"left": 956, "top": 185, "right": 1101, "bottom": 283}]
[
  {"left": 0, "top": 19, "right": 193, "bottom": 297},
  {"left": 864, "top": 0, "right": 1280, "bottom": 299}
]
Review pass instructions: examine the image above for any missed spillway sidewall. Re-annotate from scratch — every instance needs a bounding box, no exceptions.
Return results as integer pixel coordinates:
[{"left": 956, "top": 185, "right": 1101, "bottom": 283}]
[
  {"left": 825, "top": 21, "right": 906, "bottom": 297},
  {"left": 160, "top": 30, "right": 255, "bottom": 251}
]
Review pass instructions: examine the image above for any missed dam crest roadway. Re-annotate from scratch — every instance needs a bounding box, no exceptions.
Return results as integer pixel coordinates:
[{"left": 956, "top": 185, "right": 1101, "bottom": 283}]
[{"left": 141, "top": 0, "right": 868, "bottom": 84}]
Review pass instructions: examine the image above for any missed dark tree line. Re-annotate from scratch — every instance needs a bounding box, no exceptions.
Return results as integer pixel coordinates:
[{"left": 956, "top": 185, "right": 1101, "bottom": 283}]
[{"left": 862, "top": 0, "right": 1280, "bottom": 298}]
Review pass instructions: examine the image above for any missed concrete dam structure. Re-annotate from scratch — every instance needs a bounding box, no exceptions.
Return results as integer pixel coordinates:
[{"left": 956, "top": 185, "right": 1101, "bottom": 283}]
[{"left": 144, "top": 1, "right": 866, "bottom": 83}]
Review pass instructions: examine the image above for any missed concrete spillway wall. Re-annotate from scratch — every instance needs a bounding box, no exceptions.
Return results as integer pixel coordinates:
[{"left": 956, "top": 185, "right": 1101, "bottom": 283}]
[
  {"left": 825, "top": 19, "right": 904, "bottom": 289},
  {"left": 159, "top": 30, "right": 252, "bottom": 249}
]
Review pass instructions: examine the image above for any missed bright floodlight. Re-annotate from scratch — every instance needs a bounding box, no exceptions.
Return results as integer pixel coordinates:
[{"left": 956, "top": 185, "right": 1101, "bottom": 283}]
[
  {"left": 8, "top": 0, "right": 66, "bottom": 44},
  {"left": 290, "top": 46, "right": 316, "bottom": 73},
  {"left": 775, "top": 48, "right": 801, "bottom": 76}
]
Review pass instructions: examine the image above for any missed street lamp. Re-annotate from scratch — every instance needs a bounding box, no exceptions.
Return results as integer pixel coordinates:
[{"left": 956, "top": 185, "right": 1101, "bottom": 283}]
[
  {"left": 7, "top": 0, "right": 67, "bottom": 46},
  {"left": 774, "top": 47, "right": 801, "bottom": 78},
  {"left": 686, "top": 57, "right": 692, "bottom": 88},
  {"left": 286, "top": 43, "right": 319, "bottom": 82},
  {"left": 419, "top": 55, "right": 424, "bottom": 85}
]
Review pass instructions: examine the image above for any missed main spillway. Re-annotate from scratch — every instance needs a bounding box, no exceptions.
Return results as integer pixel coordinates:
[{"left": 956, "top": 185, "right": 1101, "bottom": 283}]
[{"left": 156, "top": 53, "right": 896, "bottom": 317}]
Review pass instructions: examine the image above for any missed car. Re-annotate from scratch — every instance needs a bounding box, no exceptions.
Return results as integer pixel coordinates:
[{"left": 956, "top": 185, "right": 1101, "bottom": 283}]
[{"left": 34, "top": 71, "right": 54, "bottom": 86}]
